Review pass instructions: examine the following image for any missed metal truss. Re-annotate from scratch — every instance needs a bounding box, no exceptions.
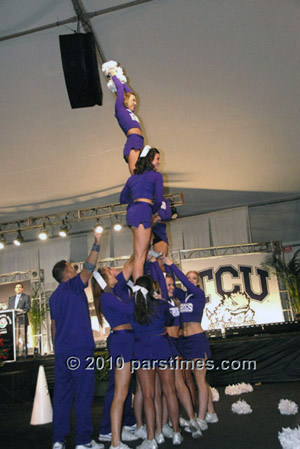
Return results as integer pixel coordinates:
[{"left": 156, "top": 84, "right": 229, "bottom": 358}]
[{"left": 0, "top": 192, "right": 183, "bottom": 238}]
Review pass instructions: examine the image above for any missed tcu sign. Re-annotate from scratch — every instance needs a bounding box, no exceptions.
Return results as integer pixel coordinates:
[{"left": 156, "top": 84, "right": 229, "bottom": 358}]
[
  {"left": 181, "top": 253, "right": 284, "bottom": 327},
  {"left": 200, "top": 265, "right": 269, "bottom": 302}
]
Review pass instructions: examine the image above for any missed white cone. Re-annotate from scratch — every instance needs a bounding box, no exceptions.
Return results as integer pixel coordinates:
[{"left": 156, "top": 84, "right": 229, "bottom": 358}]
[{"left": 30, "top": 365, "right": 53, "bottom": 425}]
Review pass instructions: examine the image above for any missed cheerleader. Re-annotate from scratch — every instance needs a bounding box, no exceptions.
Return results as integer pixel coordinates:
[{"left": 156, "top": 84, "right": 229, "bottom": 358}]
[
  {"left": 150, "top": 263, "right": 202, "bottom": 438},
  {"left": 132, "top": 275, "right": 182, "bottom": 449},
  {"left": 120, "top": 148, "right": 163, "bottom": 282},
  {"left": 109, "top": 67, "right": 144, "bottom": 174},
  {"left": 92, "top": 258, "right": 136, "bottom": 449},
  {"left": 162, "top": 258, "right": 218, "bottom": 430}
]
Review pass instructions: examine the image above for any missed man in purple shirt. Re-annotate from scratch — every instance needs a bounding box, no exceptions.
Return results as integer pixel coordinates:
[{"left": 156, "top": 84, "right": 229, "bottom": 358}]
[{"left": 50, "top": 229, "right": 103, "bottom": 449}]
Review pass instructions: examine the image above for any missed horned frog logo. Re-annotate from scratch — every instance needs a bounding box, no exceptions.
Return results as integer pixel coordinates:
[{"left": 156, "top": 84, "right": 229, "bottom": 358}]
[{"left": 206, "top": 292, "right": 256, "bottom": 330}]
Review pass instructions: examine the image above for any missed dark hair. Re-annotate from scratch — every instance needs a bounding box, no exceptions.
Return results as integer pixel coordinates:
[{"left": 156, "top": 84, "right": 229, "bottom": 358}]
[
  {"left": 165, "top": 274, "right": 174, "bottom": 281},
  {"left": 134, "top": 275, "right": 157, "bottom": 325},
  {"left": 91, "top": 269, "right": 110, "bottom": 327},
  {"left": 15, "top": 282, "right": 23, "bottom": 288},
  {"left": 134, "top": 148, "right": 159, "bottom": 175},
  {"left": 52, "top": 260, "right": 67, "bottom": 283}
]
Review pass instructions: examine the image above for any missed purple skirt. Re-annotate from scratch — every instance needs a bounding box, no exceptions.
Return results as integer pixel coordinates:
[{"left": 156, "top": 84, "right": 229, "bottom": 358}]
[
  {"left": 182, "top": 332, "right": 211, "bottom": 360},
  {"left": 167, "top": 335, "right": 181, "bottom": 357},
  {"left": 153, "top": 223, "right": 169, "bottom": 245},
  {"left": 123, "top": 134, "right": 144, "bottom": 160},
  {"left": 127, "top": 202, "right": 152, "bottom": 229},
  {"left": 134, "top": 333, "right": 173, "bottom": 365},
  {"left": 107, "top": 330, "right": 135, "bottom": 366}
]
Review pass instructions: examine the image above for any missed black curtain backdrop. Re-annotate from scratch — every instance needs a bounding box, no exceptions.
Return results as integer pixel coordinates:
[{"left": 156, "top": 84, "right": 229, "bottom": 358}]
[{"left": 207, "top": 332, "right": 300, "bottom": 386}]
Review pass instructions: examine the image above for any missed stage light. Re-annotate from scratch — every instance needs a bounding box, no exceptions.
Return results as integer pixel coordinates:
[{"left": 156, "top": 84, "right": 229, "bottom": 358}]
[
  {"left": 0, "top": 234, "right": 5, "bottom": 250},
  {"left": 13, "top": 231, "right": 24, "bottom": 246},
  {"left": 113, "top": 219, "right": 122, "bottom": 232},
  {"left": 59, "top": 221, "right": 69, "bottom": 237},
  {"left": 94, "top": 219, "right": 104, "bottom": 234},
  {"left": 39, "top": 224, "right": 48, "bottom": 241}
]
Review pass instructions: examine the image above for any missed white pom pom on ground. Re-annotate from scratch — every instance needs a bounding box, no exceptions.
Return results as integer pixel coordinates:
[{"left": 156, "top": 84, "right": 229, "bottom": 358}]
[
  {"left": 231, "top": 399, "right": 253, "bottom": 415},
  {"left": 225, "top": 383, "right": 253, "bottom": 395},
  {"left": 278, "top": 399, "right": 299, "bottom": 415},
  {"left": 278, "top": 426, "right": 300, "bottom": 449}
]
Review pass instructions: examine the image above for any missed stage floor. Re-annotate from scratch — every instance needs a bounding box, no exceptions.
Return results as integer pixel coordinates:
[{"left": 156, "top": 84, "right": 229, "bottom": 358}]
[{"left": 0, "top": 381, "right": 299, "bottom": 449}]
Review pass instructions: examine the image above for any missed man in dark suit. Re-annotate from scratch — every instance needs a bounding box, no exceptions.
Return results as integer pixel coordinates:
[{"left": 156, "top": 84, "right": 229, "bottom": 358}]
[{"left": 8, "top": 283, "right": 31, "bottom": 356}]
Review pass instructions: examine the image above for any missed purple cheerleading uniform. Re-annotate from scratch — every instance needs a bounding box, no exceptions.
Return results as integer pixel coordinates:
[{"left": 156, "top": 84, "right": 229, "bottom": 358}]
[
  {"left": 131, "top": 299, "right": 174, "bottom": 364},
  {"left": 167, "top": 264, "right": 211, "bottom": 360},
  {"left": 149, "top": 261, "right": 181, "bottom": 357},
  {"left": 153, "top": 198, "right": 172, "bottom": 244},
  {"left": 101, "top": 291, "right": 134, "bottom": 365},
  {"left": 49, "top": 274, "right": 95, "bottom": 446},
  {"left": 120, "top": 170, "right": 163, "bottom": 228},
  {"left": 99, "top": 272, "right": 136, "bottom": 435},
  {"left": 112, "top": 75, "right": 144, "bottom": 160}
]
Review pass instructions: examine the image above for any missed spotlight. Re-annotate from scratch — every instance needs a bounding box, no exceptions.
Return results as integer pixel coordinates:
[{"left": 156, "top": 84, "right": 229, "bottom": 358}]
[
  {"left": 13, "top": 231, "right": 24, "bottom": 246},
  {"left": 59, "top": 222, "right": 69, "bottom": 237},
  {"left": 0, "top": 234, "right": 5, "bottom": 250},
  {"left": 39, "top": 224, "right": 48, "bottom": 241},
  {"left": 94, "top": 220, "right": 104, "bottom": 234},
  {"left": 113, "top": 220, "right": 122, "bottom": 232}
]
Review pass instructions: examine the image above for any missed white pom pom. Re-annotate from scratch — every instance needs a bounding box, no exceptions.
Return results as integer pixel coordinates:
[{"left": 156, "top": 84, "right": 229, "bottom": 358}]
[
  {"left": 225, "top": 383, "right": 253, "bottom": 395},
  {"left": 278, "top": 426, "right": 300, "bottom": 449},
  {"left": 107, "top": 79, "right": 117, "bottom": 93},
  {"left": 231, "top": 399, "right": 252, "bottom": 414},
  {"left": 210, "top": 387, "right": 220, "bottom": 402},
  {"left": 101, "top": 60, "right": 118, "bottom": 76},
  {"left": 278, "top": 399, "right": 299, "bottom": 416}
]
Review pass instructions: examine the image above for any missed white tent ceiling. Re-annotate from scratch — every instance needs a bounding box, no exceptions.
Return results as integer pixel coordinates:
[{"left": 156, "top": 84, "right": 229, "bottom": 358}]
[{"left": 1, "top": 0, "right": 300, "bottom": 223}]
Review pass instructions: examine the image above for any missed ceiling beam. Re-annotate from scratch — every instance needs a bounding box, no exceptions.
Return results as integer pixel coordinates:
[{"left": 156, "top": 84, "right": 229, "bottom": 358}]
[{"left": 0, "top": 0, "right": 154, "bottom": 42}]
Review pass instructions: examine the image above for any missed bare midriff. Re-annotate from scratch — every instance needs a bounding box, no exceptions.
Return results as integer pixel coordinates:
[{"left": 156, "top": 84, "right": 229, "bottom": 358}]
[
  {"left": 167, "top": 325, "right": 180, "bottom": 338},
  {"left": 127, "top": 128, "right": 143, "bottom": 136},
  {"left": 112, "top": 323, "right": 132, "bottom": 331},
  {"left": 183, "top": 321, "right": 203, "bottom": 337},
  {"left": 134, "top": 198, "right": 153, "bottom": 205}
]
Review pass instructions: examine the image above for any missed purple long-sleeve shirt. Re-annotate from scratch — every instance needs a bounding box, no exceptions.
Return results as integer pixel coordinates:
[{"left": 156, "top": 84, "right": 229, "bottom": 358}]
[
  {"left": 120, "top": 170, "right": 163, "bottom": 214},
  {"left": 113, "top": 75, "right": 142, "bottom": 135}
]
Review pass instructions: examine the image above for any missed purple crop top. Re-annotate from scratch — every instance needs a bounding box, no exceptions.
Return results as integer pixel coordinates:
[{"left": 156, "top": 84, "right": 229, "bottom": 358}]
[
  {"left": 168, "top": 264, "right": 205, "bottom": 324},
  {"left": 113, "top": 75, "right": 142, "bottom": 135},
  {"left": 120, "top": 170, "right": 163, "bottom": 214},
  {"left": 130, "top": 298, "right": 173, "bottom": 336},
  {"left": 147, "top": 261, "right": 180, "bottom": 328},
  {"left": 101, "top": 292, "right": 134, "bottom": 329}
]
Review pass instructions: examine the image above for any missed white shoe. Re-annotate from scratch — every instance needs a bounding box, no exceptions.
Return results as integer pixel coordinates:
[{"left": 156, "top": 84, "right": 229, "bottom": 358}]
[
  {"left": 162, "top": 424, "right": 173, "bottom": 438},
  {"left": 99, "top": 433, "right": 112, "bottom": 442},
  {"left": 134, "top": 425, "right": 147, "bottom": 439},
  {"left": 196, "top": 418, "right": 208, "bottom": 431},
  {"left": 53, "top": 443, "right": 65, "bottom": 449},
  {"left": 155, "top": 433, "right": 165, "bottom": 444},
  {"left": 121, "top": 428, "right": 139, "bottom": 441},
  {"left": 191, "top": 429, "right": 202, "bottom": 439},
  {"left": 186, "top": 419, "right": 200, "bottom": 433},
  {"left": 172, "top": 432, "right": 183, "bottom": 446},
  {"left": 205, "top": 412, "right": 219, "bottom": 423},
  {"left": 75, "top": 441, "right": 104, "bottom": 449},
  {"left": 123, "top": 424, "right": 137, "bottom": 431},
  {"left": 110, "top": 443, "right": 132, "bottom": 449},
  {"left": 137, "top": 439, "right": 158, "bottom": 449},
  {"left": 179, "top": 417, "right": 189, "bottom": 428}
]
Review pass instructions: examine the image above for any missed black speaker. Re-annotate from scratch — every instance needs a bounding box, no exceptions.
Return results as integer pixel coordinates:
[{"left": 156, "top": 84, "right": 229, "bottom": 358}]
[{"left": 59, "top": 33, "right": 103, "bottom": 109}]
